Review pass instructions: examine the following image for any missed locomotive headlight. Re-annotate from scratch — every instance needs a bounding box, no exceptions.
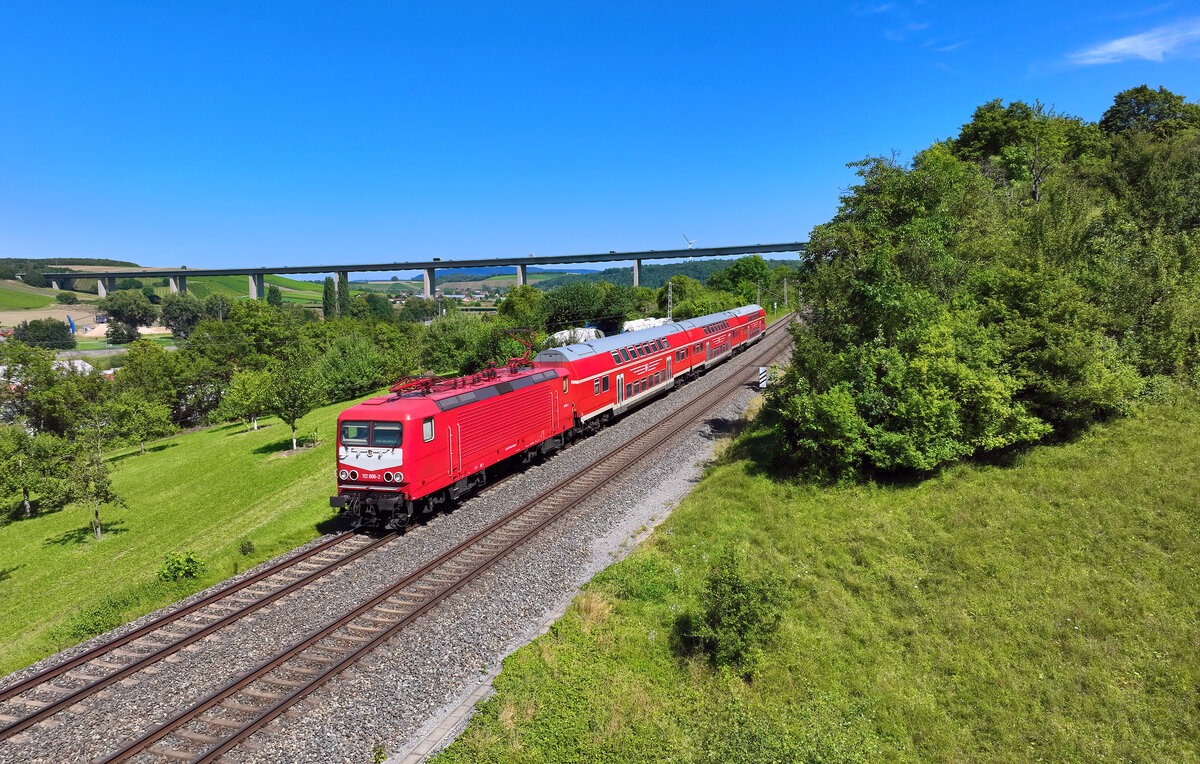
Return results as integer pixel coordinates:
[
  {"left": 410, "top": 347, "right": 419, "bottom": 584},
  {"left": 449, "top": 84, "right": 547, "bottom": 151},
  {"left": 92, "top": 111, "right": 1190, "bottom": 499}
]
[
  {"left": 338, "top": 469, "right": 349, "bottom": 480},
  {"left": 383, "top": 472, "right": 393, "bottom": 482},
  {"left": 349, "top": 470, "right": 359, "bottom": 481}
]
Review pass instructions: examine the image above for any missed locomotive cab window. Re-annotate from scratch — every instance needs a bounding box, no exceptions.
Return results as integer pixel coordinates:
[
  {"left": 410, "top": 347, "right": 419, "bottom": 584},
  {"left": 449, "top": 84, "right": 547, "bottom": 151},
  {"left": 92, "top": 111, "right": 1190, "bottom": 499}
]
[
  {"left": 422, "top": 417, "right": 434, "bottom": 442},
  {"left": 340, "top": 421, "right": 370, "bottom": 446},
  {"left": 373, "top": 422, "right": 402, "bottom": 448}
]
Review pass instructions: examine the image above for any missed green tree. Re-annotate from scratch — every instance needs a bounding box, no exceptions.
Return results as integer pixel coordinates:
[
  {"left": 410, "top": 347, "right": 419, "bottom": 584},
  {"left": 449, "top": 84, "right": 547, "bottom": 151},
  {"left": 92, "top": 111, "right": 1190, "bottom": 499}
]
[
  {"left": 159, "top": 292, "right": 204, "bottom": 339},
  {"left": 1099, "top": 84, "right": 1200, "bottom": 137},
  {"left": 13, "top": 318, "right": 76, "bottom": 350},
  {"left": 22, "top": 270, "right": 47, "bottom": 288},
  {"left": 706, "top": 255, "right": 771, "bottom": 300},
  {"left": 266, "top": 283, "right": 284, "bottom": 307},
  {"left": 497, "top": 285, "right": 545, "bottom": 328},
  {"left": 336, "top": 277, "right": 351, "bottom": 316},
  {"left": 267, "top": 350, "right": 324, "bottom": 450},
  {"left": 202, "top": 293, "right": 233, "bottom": 321},
  {"left": 363, "top": 292, "right": 395, "bottom": 321},
  {"left": 111, "top": 393, "right": 175, "bottom": 454},
  {"left": 322, "top": 276, "right": 336, "bottom": 317},
  {"left": 319, "top": 335, "right": 389, "bottom": 401},
  {"left": 55, "top": 292, "right": 79, "bottom": 304},
  {"left": 98, "top": 289, "right": 158, "bottom": 345},
  {"left": 141, "top": 285, "right": 162, "bottom": 305},
  {"left": 69, "top": 450, "right": 121, "bottom": 540},
  {"left": 0, "top": 428, "right": 73, "bottom": 518},
  {"left": 222, "top": 368, "right": 273, "bottom": 430}
]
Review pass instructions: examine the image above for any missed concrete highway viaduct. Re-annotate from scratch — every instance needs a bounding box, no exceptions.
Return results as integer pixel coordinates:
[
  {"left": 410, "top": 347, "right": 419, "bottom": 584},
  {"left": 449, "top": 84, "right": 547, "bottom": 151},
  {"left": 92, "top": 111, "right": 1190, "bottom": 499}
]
[{"left": 24, "top": 242, "right": 805, "bottom": 299}]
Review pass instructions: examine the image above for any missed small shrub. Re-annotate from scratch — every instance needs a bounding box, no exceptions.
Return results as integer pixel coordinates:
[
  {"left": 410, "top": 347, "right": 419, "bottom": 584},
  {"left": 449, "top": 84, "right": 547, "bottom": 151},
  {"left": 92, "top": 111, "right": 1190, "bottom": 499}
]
[
  {"left": 371, "top": 745, "right": 387, "bottom": 763},
  {"left": 55, "top": 292, "right": 79, "bottom": 304},
  {"left": 238, "top": 537, "right": 255, "bottom": 556},
  {"left": 680, "top": 548, "right": 784, "bottom": 677},
  {"left": 158, "top": 550, "right": 207, "bottom": 582}
]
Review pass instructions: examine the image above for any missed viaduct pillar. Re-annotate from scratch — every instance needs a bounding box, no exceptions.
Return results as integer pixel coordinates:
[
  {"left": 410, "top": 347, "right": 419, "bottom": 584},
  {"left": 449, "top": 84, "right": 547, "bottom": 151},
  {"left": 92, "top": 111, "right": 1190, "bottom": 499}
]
[
  {"left": 248, "top": 274, "right": 265, "bottom": 300},
  {"left": 423, "top": 268, "right": 435, "bottom": 299},
  {"left": 516, "top": 264, "right": 527, "bottom": 287},
  {"left": 51, "top": 277, "right": 73, "bottom": 291},
  {"left": 632, "top": 259, "right": 642, "bottom": 288},
  {"left": 168, "top": 275, "right": 187, "bottom": 294},
  {"left": 97, "top": 277, "right": 116, "bottom": 298},
  {"left": 335, "top": 271, "right": 349, "bottom": 288}
]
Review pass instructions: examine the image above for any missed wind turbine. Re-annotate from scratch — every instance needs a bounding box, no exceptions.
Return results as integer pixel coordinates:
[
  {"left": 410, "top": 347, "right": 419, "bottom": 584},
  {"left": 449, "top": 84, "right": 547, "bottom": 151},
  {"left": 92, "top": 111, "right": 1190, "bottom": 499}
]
[{"left": 681, "top": 234, "right": 695, "bottom": 249}]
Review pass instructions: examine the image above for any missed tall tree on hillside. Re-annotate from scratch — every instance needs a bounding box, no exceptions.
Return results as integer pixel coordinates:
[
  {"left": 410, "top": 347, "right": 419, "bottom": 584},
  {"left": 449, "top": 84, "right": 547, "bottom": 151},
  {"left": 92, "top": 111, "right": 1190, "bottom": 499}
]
[
  {"left": 111, "top": 393, "right": 175, "bottom": 454},
  {"left": 223, "top": 368, "right": 273, "bottom": 430},
  {"left": 266, "top": 284, "right": 283, "bottom": 307},
  {"left": 267, "top": 350, "right": 324, "bottom": 450},
  {"left": 0, "top": 428, "right": 72, "bottom": 518},
  {"left": 322, "top": 276, "right": 336, "bottom": 317},
  {"left": 336, "top": 276, "right": 351, "bottom": 316},
  {"left": 70, "top": 450, "right": 121, "bottom": 540},
  {"left": 1100, "top": 85, "right": 1200, "bottom": 136}
]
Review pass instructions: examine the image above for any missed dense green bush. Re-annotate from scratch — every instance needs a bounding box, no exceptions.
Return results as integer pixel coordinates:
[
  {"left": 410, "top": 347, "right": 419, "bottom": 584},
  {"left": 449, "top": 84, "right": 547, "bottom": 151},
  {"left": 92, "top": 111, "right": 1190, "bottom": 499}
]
[
  {"left": 55, "top": 292, "right": 79, "bottom": 304},
  {"left": 12, "top": 318, "right": 76, "bottom": 350},
  {"left": 679, "top": 548, "right": 784, "bottom": 677},
  {"left": 157, "top": 550, "right": 206, "bottom": 581}
]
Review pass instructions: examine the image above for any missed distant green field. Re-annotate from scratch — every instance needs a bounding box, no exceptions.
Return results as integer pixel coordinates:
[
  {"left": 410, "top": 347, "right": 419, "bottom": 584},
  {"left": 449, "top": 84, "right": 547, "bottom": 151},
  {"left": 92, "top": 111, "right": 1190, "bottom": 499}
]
[
  {"left": 0, "top": 395, "right": 362, "bottom": 674},
  {"left": 0, "top": 284, "right": 55, "bottom": 310},
  {"left": 139, "top": 275, "right": 324, "bottom": 304}
]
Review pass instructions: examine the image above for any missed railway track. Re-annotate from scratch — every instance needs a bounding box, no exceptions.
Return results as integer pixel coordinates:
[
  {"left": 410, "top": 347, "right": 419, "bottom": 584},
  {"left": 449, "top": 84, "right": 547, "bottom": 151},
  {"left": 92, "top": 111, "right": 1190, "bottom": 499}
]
[
  {"left": 0, "top": 532, "right": 397, "bottom": 740},
  {"left": 98, "top": 313, "right": 794, "bottom": 763}
]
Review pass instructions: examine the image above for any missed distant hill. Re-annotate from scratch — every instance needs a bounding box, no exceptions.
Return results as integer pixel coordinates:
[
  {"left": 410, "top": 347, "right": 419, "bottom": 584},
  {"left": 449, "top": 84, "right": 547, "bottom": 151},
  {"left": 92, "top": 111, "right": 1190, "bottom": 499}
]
[
  {"left": 535, "top": 257, "right": 804, "bottom": 290},
  {"left": 3, "top": 257, "right": 140, "bottom": 273}
]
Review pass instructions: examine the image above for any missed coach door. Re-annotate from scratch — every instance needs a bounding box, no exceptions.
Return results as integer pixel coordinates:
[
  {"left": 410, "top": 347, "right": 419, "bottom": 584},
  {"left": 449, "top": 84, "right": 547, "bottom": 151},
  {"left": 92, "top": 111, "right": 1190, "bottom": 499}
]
[{"left": 616, "top": 373, "right": 625, "bottom": 406}]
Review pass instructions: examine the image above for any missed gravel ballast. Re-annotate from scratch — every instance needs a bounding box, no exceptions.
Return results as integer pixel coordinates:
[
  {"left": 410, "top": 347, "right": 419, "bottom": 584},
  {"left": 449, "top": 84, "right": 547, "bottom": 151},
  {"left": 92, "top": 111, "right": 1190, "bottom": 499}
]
[{"left": 0, "top": 338, "right": 790, "bottom": 764}]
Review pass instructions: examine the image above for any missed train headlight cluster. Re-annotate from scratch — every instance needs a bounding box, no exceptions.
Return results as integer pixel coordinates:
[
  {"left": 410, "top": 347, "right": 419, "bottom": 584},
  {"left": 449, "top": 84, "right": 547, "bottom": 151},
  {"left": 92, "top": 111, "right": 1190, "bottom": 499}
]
[
  {"left": 383, "top": 472, "right": 393, "bottom": 482},
  {"left": 349, "top": 470, "right": 359, "bottom": 480},
  {"left": 338, "top": 469, "right": 349, "bottom": 480}
]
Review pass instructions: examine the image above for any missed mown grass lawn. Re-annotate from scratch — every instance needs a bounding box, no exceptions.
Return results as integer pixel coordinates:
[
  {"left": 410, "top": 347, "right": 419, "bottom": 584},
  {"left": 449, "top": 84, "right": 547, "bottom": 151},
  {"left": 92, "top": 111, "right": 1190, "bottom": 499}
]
[
  {"left": 437, "top": 399, "right": 1200, "bottom": 763},
  {"left": 0, "top": 397, "right": 364, "bottom": 675}
]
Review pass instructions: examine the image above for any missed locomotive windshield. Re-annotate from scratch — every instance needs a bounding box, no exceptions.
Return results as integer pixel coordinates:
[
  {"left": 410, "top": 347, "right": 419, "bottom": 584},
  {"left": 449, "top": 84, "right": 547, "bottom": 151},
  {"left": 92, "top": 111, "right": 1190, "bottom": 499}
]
[{"left": 340, "top": 421, "right": 403, "bottom": 448}]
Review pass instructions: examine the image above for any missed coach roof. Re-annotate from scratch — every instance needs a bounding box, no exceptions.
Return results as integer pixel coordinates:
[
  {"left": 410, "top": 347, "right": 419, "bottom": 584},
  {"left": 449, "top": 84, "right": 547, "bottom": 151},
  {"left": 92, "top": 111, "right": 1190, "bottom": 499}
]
[{"left": 532, "top": 304, "right": 763, "bottom": 363}]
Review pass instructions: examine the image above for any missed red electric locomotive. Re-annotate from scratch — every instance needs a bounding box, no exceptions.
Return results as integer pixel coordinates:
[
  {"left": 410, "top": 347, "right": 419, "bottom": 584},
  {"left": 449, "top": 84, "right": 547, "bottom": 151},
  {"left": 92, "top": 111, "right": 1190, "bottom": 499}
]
[{"left": 330, "top": 304, "right": 765, "bottom": 529}]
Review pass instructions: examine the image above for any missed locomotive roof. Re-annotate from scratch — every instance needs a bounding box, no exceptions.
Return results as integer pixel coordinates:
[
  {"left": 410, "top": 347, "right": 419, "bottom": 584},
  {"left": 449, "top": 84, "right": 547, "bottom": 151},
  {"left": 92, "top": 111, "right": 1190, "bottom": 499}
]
[
  {"left": 533, "top": 304, "right": 763, "bottom": 363},
  {"left": 344, "top": 366, "right": 563, "bottom": 418}
]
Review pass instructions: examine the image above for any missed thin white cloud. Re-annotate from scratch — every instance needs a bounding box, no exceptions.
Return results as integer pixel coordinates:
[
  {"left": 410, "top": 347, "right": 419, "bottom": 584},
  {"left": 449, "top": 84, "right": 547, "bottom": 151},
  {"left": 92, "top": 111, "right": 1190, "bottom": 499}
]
[
  {"left": 932, "top": 40, "right": 968, "bottom": 52},
  {"left": 1068, "top": 17, "right": 1200, "bottom": 65},
  {"left": 885, "top": 21, "right": 929, "bottom": 42},
  {"left": 853, "top": 3, "right": 895, "bottom": 15}
]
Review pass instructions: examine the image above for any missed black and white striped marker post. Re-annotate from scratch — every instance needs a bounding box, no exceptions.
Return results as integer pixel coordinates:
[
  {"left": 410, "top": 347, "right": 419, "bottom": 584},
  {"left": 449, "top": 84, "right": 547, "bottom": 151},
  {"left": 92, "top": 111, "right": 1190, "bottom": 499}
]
[{"left": 759, "top": 367, "right": 768, "bottom": 388}]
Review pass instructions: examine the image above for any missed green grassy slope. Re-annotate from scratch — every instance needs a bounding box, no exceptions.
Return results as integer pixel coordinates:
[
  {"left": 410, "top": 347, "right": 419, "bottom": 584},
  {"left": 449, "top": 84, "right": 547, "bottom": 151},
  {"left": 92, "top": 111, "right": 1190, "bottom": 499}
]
[
  {"left": 0, "top": 398, "right": 362, "bottom": 674},
  {"left": 437, "top": 399, "right": 1200, "bottom": 763},
  {"left": 0, "top": 281, "right": 61, "bottom": 309}
]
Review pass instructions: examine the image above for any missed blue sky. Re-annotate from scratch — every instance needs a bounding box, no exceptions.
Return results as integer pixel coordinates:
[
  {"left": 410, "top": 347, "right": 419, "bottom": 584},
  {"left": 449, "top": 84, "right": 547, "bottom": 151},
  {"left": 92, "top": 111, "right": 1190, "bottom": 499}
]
[{"left": 1, "top": 2, "right": 1198, "bottom": 273}]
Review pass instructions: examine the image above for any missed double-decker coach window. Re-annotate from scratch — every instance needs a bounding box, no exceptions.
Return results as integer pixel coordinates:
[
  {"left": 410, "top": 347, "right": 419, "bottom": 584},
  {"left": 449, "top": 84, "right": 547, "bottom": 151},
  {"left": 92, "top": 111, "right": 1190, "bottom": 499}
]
[
  {"left": 602, "top": 376, "right": 609, "bottom": 392},
  {"left": 620, "top": 348, "right": 630, "bottom": 362},
  {"left": 594, "top": 379, "right": 601, "bottom": 395},
  {"left": 340, "top": 421, "right": 370, "bottom": 446}
]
